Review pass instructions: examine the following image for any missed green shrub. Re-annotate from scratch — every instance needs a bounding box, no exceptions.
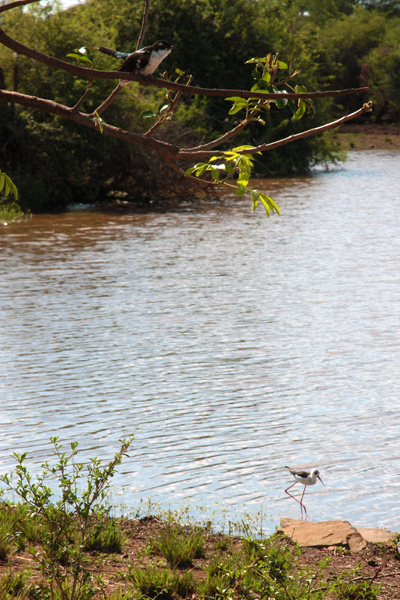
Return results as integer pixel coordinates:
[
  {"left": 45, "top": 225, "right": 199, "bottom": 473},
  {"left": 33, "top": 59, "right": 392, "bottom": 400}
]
[{"left": 0, "top": 436, "right": 134, "bottom": 600}]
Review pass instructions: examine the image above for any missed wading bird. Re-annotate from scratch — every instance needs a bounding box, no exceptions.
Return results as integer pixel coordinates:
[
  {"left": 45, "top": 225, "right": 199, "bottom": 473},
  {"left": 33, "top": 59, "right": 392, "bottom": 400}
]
[{"left": 284, "top": 465, "right": 324, "bottom": 519}]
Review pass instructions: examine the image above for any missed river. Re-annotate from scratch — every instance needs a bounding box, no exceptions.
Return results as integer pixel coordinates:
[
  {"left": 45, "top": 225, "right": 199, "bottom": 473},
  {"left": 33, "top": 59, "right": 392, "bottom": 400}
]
[{"left": 1, "top": 151, "right": 399, "bottom": 533}]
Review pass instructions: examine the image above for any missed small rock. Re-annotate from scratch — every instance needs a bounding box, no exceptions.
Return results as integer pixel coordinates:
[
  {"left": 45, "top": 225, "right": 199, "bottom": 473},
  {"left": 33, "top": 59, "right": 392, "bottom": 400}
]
[
  {"left": 357, "top": 527, "right": 397, "bottom": 544},
  {"left": 347, "top": 532, "right": 367, "bottom": 553}
]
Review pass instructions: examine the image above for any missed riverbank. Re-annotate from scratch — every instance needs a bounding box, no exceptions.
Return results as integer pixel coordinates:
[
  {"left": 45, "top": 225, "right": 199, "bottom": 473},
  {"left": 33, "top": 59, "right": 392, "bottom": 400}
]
[
  {"left": 0, "top": 512, "right": 399, "bottom": 599},
  {"left": 335, "top": 123, "right": 400, "bottom": 151}
]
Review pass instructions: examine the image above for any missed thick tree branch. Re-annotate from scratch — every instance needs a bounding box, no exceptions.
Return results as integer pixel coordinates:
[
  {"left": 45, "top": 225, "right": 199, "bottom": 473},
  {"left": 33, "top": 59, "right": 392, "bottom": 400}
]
[
  {"left": 0, "top": 88, "right": 179, "bottom": 159},
  {"left": 0, "top": 87, "right": 371, "bottom": 166},
  {"left": 0, "top": 28, "right": 369, "bottom": 102},
  {"left": 0, "top": 0, "right": 39, "bottom": 14}
]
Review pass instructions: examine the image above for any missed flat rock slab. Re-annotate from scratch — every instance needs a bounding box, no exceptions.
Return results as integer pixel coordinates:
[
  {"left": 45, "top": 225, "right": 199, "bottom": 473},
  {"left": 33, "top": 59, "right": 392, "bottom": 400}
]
[
  {"left": 279, "top": 518, "right": 358, "bottom": 547},
  {"left": 279, "top": 518, "right": 397, "bottom": 550}
]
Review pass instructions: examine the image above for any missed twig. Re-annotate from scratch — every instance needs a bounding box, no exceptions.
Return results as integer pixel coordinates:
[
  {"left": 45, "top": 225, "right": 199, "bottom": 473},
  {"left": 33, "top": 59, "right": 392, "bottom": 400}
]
[
  {"left": 145, "top": 75, "right": 192, "bottom": 137},
  {"left": 186, "top": 108, "right": 260, "bottom": 152},
  {"left": 71, "top": 78, "right": 94, "bottom": 111},
  {"left": 137, "top": 0, "right": 150, "bottom": 49},
  {"left": 93, "top": 83, "right": 123, "bottom": 116}
]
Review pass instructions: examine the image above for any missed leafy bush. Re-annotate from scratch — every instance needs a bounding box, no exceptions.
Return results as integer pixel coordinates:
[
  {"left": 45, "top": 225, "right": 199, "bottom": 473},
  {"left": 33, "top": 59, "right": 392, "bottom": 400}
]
[{"left": 0, "top": 436, "right": 134, "bottom": 600}]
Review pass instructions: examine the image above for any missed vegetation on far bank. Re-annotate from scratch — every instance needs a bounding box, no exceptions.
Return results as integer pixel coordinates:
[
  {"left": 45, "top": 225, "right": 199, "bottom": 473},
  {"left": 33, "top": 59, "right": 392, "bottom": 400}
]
[
  {"left": 1, "top": 0, "right": 399, "bottom": 214},
  {"left": 0, "top": 437, "right": 399, "bottom": 600}
]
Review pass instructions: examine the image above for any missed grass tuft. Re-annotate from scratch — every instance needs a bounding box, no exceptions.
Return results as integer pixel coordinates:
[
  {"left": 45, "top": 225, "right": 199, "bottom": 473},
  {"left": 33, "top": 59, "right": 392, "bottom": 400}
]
[
  {"left": 84, "top": 519, "right": 124, "bottom": 554},
  {"left": 147, "top": 525, "right": 205, "bottom": 569}
]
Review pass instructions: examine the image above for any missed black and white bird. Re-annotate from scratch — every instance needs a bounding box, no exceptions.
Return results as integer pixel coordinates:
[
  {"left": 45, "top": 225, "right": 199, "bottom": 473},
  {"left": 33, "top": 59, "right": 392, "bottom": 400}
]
[
  {"left": 98, "top": 40, "right": 175, "bottom": 79},
  {"left": 284, "top": 466, "right": 324, "bottom": 519}
]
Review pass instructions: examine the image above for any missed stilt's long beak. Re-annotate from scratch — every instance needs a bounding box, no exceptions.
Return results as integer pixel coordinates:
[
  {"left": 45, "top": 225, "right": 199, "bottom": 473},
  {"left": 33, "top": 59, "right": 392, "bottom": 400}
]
[{"left": 318, "top": 474, "right": 325, "bottom": 486}]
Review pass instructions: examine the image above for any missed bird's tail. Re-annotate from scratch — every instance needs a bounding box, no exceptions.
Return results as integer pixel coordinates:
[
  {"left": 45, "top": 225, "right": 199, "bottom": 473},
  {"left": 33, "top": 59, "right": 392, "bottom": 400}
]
[{"left": 98, "top": 46, "right": 129, "bottom": 60}]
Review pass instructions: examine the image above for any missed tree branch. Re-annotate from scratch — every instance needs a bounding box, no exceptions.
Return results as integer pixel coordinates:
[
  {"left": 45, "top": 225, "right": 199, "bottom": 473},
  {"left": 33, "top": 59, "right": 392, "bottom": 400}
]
[
  {"left": 0, "top": 88, "right": 179, "bottom": 159},
  {"left": 0, "top": 0, "right": 40, "bottom": 14},
  {"left": 177, "top": 102, "right": 373, "bottom": 160},
  {"left": 0, "top": 28, "right": 370, "bottom": 102},
  {"left": 0, "top": 86, "right": 371, "bottom": 167}
]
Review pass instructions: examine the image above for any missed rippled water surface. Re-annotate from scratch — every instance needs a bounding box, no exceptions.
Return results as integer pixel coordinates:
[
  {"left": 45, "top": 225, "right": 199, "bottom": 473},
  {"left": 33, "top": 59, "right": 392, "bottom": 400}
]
[{"left": 1, "top": 151, "right": 400, "bottom": 532}]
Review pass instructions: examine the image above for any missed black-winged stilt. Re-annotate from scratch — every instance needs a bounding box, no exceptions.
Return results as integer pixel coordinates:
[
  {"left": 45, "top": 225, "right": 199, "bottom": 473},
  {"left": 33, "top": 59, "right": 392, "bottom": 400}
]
[{"left": 284, "top": 466, "right": 324, "bottom": 518}]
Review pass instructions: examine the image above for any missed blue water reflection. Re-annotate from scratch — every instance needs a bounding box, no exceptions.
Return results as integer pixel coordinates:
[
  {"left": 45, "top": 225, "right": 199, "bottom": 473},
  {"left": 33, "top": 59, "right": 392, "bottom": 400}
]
[{"left": 1, "top": 151, "right": 400, "bottom": 532}]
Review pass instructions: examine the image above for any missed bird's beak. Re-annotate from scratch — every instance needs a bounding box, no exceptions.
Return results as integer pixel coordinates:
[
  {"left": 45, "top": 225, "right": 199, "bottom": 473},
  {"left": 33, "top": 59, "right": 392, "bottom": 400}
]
[{"left": 318, "top": 474, "right": 325, "bottom": 486}]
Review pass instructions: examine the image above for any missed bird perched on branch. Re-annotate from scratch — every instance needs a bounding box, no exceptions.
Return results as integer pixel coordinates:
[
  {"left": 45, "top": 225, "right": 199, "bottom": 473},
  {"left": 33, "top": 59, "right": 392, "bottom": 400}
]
[{"left": 98, "top": 40, "right": 175, "bottom": 77}]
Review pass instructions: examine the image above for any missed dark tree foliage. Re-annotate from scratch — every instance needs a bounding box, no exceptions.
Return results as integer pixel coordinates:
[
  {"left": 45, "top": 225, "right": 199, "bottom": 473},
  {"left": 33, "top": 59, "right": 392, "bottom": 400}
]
[{"left": 0, "top": 0, "right": 395, "bottom": 211}]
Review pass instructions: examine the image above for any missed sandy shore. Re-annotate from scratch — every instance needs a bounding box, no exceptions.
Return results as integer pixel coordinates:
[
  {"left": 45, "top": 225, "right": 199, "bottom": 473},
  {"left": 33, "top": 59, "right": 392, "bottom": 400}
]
[{"left": 335, "top": 123, "right": 400, "bottom": 151}]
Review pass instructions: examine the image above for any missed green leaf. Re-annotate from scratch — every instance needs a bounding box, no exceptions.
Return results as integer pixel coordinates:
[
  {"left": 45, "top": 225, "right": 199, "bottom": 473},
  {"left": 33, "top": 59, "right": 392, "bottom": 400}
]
[
  {"left": 237, "top": 172, "right": 250, "bottom": 187},
  {"left": 259, "top": 192, "right": 280, "bottom": 216},
  {"left": 295, "top": 85, "right": 308, "bottom": 94},
  {"left": 66, "top": 46, "right": 93, "bottom": 66},
  {"left": 93, "top": 110, "right": 104, "bottom": 134},
  {"left": 251, "top": 80, "right": 271, "bottom": 92},
  {"left": 278, "top": 61, "right": 288, "bottom": 70},
  {"left": 259, "top": 195, "right": 270, "bottom": 216},
  {"left": 232, "top": 145, "right": 255, "bottom": 152},
  {"left": 251, "top": 189, "right": 260, "bottom": 211},
  {"left": 7, "top": 176, "right": 19, "bottom": 200},
  {"left": 140, "top": 110, "right": 157, "bottom": 119},
  {"left": 236, "top": 184, "right": 247, "bottom": 196},
  {"left": 4, "top": 177, "right": 10, "bottom": 198},
  {"left": 261, "top": 72, "right": 271, "bottom": 84},
  {"left": 245, "top": 57, "right": 267, "bottom": 64},
  {"left": 211, "top": 167, "right": 220, "bottom": 181},
  {"left": 66, "top": 53, "right": 93, "bottom": 66},
  {"left": 292, "top": 99, "right": 307, "bottom": 121},
  {"left": 158, "top": 104, "right": 170, "bottom": 115},
  {"left": 193, "top": 163, "right": 210, "bottom": 177},
  {"left": 275, "top": 99, "right": 286, "bottom": 110},
  {"left": 184, "top": 165, "right": 200, "bottom": 176},
  {"left": 228, "top": 102, "right": 247, "bottom": 115}
]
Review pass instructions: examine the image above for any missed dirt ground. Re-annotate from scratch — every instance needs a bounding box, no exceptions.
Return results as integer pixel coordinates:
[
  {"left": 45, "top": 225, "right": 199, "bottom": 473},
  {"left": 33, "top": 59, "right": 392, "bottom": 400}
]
[
  {"left": 335, "top": 123, "right": 400, "bottom": 151},
  {"left": 1, "top": 516, "right": 399, "bottom": 599}
]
